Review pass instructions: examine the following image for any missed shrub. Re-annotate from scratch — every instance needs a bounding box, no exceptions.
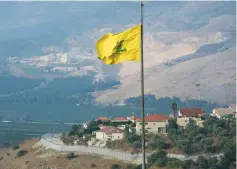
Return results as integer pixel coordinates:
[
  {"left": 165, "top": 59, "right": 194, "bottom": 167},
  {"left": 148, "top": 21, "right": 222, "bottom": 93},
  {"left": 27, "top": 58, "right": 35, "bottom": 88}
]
[
  {"left": 12, "top": 145, "right": 20, "bottom": 150},
  {"left": 91, "top": 164, "right": 96, "bottom": 168},
  {"left": 147, "top": 151, "right": 168, "bottom": 167},
  {"left": 67, "top": 152, "right": 75, "bottom": 159},
  {"left": 132, "top": 141, "right": 142, "bottom": 149},
  {"left": 111, "top": 164, "right": 120, "bottom": 169},
  {"left": 16, "top": 150, "right": 27, "bottom": 158},
  {"left": 126, "top": 165, "right": 139, "bottom": 169},
  {"left": 77, "top": 132, "right": 83, "bottom": 138},
  {"left": 127, "top": 134, "right": 141, "bottom": 143},
  {"left": 61, "top": 136, "right": 75, "bottom": 145}
]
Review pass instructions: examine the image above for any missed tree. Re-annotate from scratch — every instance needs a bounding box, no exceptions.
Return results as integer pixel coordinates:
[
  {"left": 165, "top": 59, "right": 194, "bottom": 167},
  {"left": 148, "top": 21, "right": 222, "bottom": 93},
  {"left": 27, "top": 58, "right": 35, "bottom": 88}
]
[
  {"left": 197, "top": 156, "right": 209, "bottom": 169},
  {"left": 170, "top": 102, "right": 178, "bottom": 117},
  {"left": 86, "top": 120, "right": 100, "bottom": 134},
  {"left": 77, "top": 132, "right": 83, "bottom": 138},
  {"left": 167, "top": 119, "right": 178, "bottom": 131},
  {"left": 127, "top": 134, "right": 141, "bottom": 143},
  {"left": 132, "top": 141, "right": 142, "bottom": 149},
  {"left": 223, "top": 140, "right": 236, "bottom": 162},
  {"left": 147, "top": 139, "right": 166, "bottom": 150},
  {"left": 147, "top": 151, "right": 168, "bottom": 167},
  {"left": 96, "top": 119, "right": 102, "bottom": 125},
  {"left": 72, "top": 125, "right": 79, "bottom": 132},
  {"left": 157, "top": 140, "right": 166, "bottom": 150},
  {"left": 124, "top": 125, "right": 129, "bottom": 138},
  {"left": 111, "top": 164, "right": 120, "bottom": 169},
  {"left": 16, "top": 150, "right": 28, "bottom": 158}
]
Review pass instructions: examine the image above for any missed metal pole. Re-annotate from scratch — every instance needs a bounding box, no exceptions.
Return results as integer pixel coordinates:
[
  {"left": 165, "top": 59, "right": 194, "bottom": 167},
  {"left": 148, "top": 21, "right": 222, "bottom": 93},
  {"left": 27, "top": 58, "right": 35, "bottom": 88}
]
[{"left": 140, "top": 1, "right": 146, "bottom": 169}]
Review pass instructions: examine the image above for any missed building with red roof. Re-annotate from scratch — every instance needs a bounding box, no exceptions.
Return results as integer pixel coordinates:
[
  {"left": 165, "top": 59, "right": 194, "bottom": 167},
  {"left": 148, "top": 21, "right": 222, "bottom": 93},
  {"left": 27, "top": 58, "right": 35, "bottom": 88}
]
[
  {"left": 127, "top": 112, "right": 138, "bottom": 123},
  {"left": 95, "top": 116, "right": 109, "bottom": 122},
  {"left": 136, "top": 114, "right": 170, "bottom": 134},
  {"left": 94, "top": 126, "right": 124, "bottom": 141},
  {"left": 178, "top": 108, "right": 204, "bottom": 117},
  {"left": 177, "top": 108, "right": 205, "bottom": 128},
  {"left": 98, "top": 124, "right": 106, "bottom": 130},
  {"left": 112, "top": 117, "right": 128, "bottom": 122}
]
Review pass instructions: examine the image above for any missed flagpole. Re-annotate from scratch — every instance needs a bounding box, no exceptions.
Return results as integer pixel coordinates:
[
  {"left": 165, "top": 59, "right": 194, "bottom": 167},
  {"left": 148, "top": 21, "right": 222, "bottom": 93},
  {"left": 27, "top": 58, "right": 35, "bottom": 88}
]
[{"left": 140, "top": 1, "right": 146, "bottom": 169}]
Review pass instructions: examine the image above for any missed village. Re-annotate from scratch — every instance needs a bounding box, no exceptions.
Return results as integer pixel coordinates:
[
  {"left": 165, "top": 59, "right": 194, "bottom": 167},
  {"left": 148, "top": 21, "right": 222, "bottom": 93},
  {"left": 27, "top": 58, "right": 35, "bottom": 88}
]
[{"left": 60, "top": 105, "right": 236, "bottom": 154}]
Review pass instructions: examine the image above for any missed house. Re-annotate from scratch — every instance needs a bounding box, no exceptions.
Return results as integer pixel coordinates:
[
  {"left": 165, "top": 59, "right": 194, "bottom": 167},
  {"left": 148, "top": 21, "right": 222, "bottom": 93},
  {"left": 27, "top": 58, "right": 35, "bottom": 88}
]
[
  {"left": 136, "top": 114, "right": 170, "bottom": 134},
  {"left": 95, "top": 116, "right": 109, "bottom": 122},
  {"left": 212, "top": 108, "right": 236, "bottom": 119},
  {"left": 127, "top": 112, "right": 137, "bottom": 123},
  {"left": 94, "top": 126, "right": 124, "bottom": 141},
  {"left": 177, "top": 117, "right": 204, "bottom": 128},
  {"left": 228, "top": 104, "right": 236, "bottom": 109},
  {"left": 178, "top": 108, "right": 204, "bottom": 117},
  {"left": 98, "top": 124, "right": 106, "bottom": 130},
  {"left": 177, "top": 108, "right": 205, "bottom": 127},
  {"left": 83, "top": 121, "right": 88, "bottom": 129},
  {"left": 112, "top": 117, "right": 128, "bottom": 122}
]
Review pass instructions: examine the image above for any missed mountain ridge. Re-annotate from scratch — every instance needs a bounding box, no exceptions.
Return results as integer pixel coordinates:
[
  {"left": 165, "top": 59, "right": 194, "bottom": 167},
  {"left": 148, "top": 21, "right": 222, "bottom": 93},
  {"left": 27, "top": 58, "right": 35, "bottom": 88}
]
[{"left": 0, "top": 1, "right": 236, "bottom": 105}]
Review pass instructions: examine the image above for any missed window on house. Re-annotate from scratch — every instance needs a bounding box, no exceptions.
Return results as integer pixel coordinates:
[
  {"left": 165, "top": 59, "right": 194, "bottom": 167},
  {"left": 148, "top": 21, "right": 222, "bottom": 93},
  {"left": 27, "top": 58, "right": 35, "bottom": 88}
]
[
  {"left": 145, "top": 130, "right": 148, "bottom": 133},
  {"left": 145, "top": 123, "right": 148, "bottom": 125},
  {"left": 158, "top": 127, "right": 166, "bottom": 133},
  {"left": 118, "top": 136, "right": 119, "bottom": 138}
]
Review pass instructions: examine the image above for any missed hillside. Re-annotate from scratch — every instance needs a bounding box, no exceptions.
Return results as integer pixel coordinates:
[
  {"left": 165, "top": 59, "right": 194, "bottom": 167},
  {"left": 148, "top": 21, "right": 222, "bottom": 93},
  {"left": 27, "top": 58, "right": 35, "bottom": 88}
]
[
  {"left": 0, "top": 1, "right": 236, "bottom": 106},
  {"left": 0, "top": 139, "right": 133, "bottom": 169}
]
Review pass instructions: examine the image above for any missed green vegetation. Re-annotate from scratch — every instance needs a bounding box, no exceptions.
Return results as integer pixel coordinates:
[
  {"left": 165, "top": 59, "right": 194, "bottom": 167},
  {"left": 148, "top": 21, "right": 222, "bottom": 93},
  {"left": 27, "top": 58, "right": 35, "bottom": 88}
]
[
  {"left": 16, "top": 149, "right": 27, "bottom": 158},
  {"left": 11, "top": 145, "right": 20, "bottom": 150},
  {"left": 111, "top": 164, "right": 121, "bottom": 169},
  {"left": 125, "top": 94, "right": 227, "bottom": 113},
  {"left": 67, "top": 152, "right": 75, "bottom": 159},
  {"left": 170, "top": 102, "right": 178, "bottom": 117},
  {"left": 91, "top": 164, "right": 96, "bottom": 168},
  {"left": 167, "top": 116, "right": 236, "bottom": 155},
  {"left": 147, "top": 134, "right": 169, "bottom": 150},
  {"left": 147, "top": 150, "right": 168, "bottom": 167},
  {"left": 84, "top": 121, "right": 100, "bottom": 134},
  {"left": 61, "top": 121, "right": 100, "bottom": 145},
  {"left": 147, "top": 150, "right": 236, "bottom": 169}
]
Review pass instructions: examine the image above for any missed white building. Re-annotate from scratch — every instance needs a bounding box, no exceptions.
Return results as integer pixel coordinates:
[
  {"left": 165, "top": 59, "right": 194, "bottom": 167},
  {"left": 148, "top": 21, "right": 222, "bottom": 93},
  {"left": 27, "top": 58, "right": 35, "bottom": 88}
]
[
  {"left": 136, "top": 114, "right": 170, "bottom": 134},
  {"left": 94, "top": 126, "right": 124, "bottom": 141},
  {"left": 83, "top": 122, "right": 88, "bottom": 129},
  {"left": 212, "top": 108, "right": 236, "bottom": 119}
]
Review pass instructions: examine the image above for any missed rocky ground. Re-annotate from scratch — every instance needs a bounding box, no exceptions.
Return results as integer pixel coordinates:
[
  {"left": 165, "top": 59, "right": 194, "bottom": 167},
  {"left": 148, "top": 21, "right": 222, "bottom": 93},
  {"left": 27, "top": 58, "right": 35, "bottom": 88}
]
[{"left": 0, "top": 139, "right": 133, "bottom": 169}]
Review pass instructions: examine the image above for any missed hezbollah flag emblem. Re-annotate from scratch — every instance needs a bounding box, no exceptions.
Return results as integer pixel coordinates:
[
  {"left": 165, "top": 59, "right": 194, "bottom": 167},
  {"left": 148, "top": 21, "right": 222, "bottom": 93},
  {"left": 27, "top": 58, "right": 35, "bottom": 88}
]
[{"left": 96, "top": 25, "right": 141, "bottom": 65}]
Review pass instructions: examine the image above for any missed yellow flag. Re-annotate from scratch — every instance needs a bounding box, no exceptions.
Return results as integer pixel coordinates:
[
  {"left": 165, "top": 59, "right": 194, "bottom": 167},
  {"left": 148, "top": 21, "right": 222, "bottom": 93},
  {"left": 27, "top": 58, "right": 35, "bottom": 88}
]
[{"left": 96, "top": 24, "right": 141, "bottom": 65}]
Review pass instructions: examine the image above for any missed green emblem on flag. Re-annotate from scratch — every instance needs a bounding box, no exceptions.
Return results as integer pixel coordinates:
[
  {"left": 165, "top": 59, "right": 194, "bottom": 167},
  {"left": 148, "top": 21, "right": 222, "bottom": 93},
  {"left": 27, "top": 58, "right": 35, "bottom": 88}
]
[{"left": 114, "top": 40, "right": 127, "bottom": 54}]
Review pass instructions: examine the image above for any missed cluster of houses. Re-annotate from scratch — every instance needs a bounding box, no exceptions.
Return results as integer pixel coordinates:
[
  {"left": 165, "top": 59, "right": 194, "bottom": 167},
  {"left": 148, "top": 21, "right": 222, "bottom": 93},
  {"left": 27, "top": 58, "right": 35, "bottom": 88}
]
[{"left": 82, "top": 106, "right": 236, "bottom": 144}]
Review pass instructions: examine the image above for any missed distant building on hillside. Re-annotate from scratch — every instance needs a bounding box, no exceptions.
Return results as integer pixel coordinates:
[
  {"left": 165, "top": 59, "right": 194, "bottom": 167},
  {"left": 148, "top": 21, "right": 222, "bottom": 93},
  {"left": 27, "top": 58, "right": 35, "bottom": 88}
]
[
  {"left": 95, "top": 116, "right": 109, "bottom": 122},
  {"left": 212, "top": 108, "right": 236, "bottom": 119},
  {"left": 112, "top": 117, "right": 128, "bottom": 122},
  {"left": 228, "top": 104, "right": 236, "bottom": 109},
  {"left": 136, "top": 114, "right": 170, "bottom": 134},
  {"left": 177, "top": 108, "right": 205, "bottom": 128}
]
